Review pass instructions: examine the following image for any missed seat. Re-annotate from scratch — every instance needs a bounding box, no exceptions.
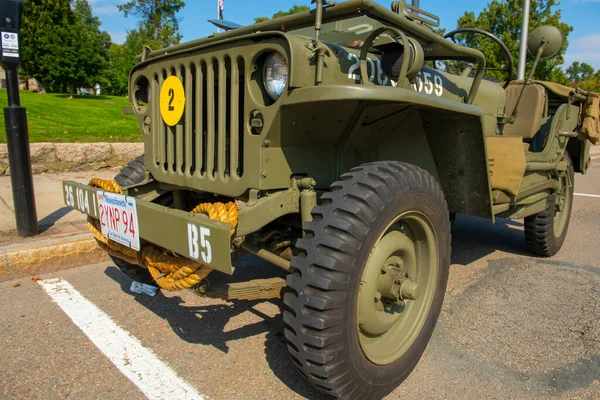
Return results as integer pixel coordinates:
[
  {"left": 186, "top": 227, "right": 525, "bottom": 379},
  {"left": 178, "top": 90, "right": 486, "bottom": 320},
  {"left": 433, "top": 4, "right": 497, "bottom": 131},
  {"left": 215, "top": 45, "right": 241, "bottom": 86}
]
[{"left": 503, "top": 83, "right": 548, "bottom": 139}]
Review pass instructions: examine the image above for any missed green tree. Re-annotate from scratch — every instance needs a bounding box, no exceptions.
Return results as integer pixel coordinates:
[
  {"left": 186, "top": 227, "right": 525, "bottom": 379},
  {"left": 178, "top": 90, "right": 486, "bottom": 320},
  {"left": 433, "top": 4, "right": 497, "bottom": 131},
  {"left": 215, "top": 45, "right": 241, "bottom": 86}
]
[
  {"left": 451, "top": 0, "right": 572, "bottom": 83},
  {"left": 101, "top": 32, "right": 147, "bottom": 96},
  {"left": 566, "top": 61, "right": 595, "bottom": 83},
  {"left": 21, "top": 0, "right": 73, "bottom": 91},
  {"left": 71, "top": 0, "right": 111, "bottom": 90},
  {"left": 254, "top": 5, "right": 309, "bottom": 23},
  {"left": 102, "top": 1, "right": 186, "bottom": 96},
  {"left": 579, "top": 71, "right": 600, "bottom": 93},
  {"left": 20, "top": 0, "right": 110, "bottom": 92},
  {"left": 118, "top": 0, "right": 186, "bottom": 49},
  {"left": 100, "top": 43, "right": 130, "bottom": 96}
]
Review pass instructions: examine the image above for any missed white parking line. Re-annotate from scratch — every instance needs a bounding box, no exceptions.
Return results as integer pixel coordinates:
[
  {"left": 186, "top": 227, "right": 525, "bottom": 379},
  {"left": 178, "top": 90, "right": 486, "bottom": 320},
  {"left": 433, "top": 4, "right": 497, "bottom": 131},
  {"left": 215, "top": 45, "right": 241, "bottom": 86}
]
[
  {"left": 575, "top": 193, "right": 600, "bottom": 198},
  {"left": 38, "top": 278, "right": 204, "bottom": 400}
]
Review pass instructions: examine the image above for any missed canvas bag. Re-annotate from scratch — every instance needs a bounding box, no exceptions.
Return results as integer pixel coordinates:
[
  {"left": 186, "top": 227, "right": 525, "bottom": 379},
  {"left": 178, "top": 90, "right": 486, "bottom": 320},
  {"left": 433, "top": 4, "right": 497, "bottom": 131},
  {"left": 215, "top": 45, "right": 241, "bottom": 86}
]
[{"left": 486, "top": 136, "right": 527, "bottom": 196}]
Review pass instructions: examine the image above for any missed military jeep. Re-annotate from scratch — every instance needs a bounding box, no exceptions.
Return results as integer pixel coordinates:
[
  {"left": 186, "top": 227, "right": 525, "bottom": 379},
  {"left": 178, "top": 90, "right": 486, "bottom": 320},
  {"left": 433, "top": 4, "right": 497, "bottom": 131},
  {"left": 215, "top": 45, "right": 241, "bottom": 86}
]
[{"left": 62, "top": 0, "right": 598, "bottom": 397}]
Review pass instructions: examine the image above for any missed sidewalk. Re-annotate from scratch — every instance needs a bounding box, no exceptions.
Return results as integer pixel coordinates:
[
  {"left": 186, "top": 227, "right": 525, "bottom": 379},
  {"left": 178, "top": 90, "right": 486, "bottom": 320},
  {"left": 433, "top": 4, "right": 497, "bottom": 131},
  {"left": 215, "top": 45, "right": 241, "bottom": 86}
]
[
  {"left": 0, "top": 169, "right": 117, "bottom": 236},
  {"left": 0, "top": 169, "right": 118, "bottom": 281}
]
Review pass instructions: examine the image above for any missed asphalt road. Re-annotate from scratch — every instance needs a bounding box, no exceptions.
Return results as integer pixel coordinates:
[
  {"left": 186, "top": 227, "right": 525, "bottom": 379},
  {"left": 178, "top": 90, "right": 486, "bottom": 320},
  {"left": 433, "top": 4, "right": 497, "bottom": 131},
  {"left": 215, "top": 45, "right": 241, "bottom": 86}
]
[{"left": 1, "top": 164, "right": 600, "bottom": 400}]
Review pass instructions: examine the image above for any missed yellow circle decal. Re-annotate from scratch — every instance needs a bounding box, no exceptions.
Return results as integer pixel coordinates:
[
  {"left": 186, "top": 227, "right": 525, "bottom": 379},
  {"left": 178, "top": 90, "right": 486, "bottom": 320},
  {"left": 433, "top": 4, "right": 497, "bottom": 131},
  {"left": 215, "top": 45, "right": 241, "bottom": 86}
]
[{"left": 160, "top": 76, "right": 186, "bottom": 126}]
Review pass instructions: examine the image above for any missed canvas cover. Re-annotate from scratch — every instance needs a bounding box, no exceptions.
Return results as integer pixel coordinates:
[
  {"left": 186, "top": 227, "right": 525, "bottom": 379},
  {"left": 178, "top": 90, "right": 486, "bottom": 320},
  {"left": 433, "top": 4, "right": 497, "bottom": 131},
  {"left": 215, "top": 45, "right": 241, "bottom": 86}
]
[
  {"left": 508, "top": 80, "right": 599, "bottom": 144},
  {"left": 486, "top": 136, "right": 527, "bottom": 196},
  {"left": 579, "top": 94, "right": 600, "bottom": 144}
]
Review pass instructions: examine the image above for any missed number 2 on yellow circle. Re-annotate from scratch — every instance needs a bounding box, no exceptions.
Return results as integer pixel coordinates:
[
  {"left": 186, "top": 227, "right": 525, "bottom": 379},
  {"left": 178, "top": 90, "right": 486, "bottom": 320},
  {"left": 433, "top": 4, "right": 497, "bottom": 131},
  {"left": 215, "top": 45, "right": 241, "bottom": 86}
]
[{"left": 160, "top": 76, "right": 186, "bottom": 126}]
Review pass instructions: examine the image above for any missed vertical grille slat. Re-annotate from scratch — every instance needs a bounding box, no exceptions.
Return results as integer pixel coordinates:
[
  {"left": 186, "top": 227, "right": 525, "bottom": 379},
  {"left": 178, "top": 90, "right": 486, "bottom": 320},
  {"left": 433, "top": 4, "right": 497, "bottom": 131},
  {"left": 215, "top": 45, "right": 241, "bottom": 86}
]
[
  {"left": 196, "top": 62, "right": 204, "bottom": 177},
  {"left": 158, "top": 72, "right": 167, "bottom": 171},
  {"left": 237, "top": 57, "right": 245, "bottom": 178},
  {"left": 229, "top": 57, "right": 239, "bottom": 181},
  {"left": 166, "top": 70, "right": 175, "bottom": 174},
  {"left": 149, "top": 52, "right": 248, "bottom": 188},
  {"left": 206, "top": 60, "right": 216, "bottom": 179},
  {"left": 185, "top": 65, "right": 193, "bottom": 176},
  {"left": 175, "top": 67, "right": 184, "bottom": 175},
  {"left": 217, "top": 58, "right": 227, "bottom": 180},
  {"left": 151, "top": 75, "right": 160, "bottom": 167},
  {"left": 167, "top": 125, "right": 174, "bottom": 173}
]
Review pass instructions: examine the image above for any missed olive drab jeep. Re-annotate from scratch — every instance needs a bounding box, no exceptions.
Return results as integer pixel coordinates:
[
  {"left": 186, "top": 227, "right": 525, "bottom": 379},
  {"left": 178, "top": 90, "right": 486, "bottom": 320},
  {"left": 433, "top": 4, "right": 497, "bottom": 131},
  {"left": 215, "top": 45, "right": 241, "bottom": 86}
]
[{"left": 62, "top": 0, "right": 599, "bottom": 397}]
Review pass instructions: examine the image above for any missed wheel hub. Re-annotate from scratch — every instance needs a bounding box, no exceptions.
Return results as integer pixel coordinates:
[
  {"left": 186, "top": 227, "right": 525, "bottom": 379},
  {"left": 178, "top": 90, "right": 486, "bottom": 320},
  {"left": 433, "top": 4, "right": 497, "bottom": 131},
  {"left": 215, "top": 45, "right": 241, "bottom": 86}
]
[
  {"left": 377, "top": 261, "right": 420, "bottom": 310},
  {"left": 357, "top": 212, "right": 439, "bottom": 365}
]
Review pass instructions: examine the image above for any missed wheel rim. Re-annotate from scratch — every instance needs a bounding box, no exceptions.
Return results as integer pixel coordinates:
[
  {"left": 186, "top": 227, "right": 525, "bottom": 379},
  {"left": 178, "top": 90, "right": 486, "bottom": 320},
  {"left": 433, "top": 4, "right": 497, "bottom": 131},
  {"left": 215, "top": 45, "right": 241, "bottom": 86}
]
[
  {"left": 553, "top": 169, "right": 573, "bottom": 237},
  {"left": 357, "top": 211, "right": 439, "bottom": 365}
]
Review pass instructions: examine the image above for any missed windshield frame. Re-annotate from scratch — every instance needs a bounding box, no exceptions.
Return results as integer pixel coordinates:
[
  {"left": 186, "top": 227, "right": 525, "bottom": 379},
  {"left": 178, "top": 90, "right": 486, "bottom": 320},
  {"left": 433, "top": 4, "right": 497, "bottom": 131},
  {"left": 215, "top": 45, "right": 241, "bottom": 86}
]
[{"left": 143, "top": 0, "right": 485, "bottom": 103}]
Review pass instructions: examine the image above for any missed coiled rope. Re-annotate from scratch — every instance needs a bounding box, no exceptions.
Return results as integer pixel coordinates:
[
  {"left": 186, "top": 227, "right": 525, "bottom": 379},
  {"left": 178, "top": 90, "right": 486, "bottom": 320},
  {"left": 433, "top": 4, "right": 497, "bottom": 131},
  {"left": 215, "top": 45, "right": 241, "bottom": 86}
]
[{"left": 87, "top": 178, "right": 238, "bottom": 291}]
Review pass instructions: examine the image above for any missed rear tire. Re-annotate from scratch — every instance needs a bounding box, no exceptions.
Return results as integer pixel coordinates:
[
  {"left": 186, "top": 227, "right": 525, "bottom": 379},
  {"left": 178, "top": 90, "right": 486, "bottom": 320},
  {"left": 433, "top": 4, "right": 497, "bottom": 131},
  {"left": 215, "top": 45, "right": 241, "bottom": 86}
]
[
  {"left": 524, "top": 155, "right": 574, "bottom": 257},
  {"left": 283, "top": 161, "right": 451, "bottom": 399}
]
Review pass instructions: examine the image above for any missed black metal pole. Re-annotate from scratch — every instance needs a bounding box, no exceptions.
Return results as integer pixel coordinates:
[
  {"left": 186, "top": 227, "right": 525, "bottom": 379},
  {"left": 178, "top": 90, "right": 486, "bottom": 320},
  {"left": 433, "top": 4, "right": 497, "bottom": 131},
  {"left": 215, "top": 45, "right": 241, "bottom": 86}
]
[
  {"left": 2, "top": 0, "right": 38, "bottom": 236},
  {"left": 4, "top": 69, "right": 38, "bottom": 236},
  {"left": 6, "top": 69, "right": 20, "bottom": 105}
]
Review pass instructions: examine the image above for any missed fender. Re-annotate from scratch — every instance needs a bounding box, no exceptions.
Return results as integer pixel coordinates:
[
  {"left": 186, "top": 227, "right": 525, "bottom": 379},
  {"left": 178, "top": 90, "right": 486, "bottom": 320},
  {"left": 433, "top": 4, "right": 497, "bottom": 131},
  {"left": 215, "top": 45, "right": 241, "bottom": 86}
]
[{"left": 280, "top": 85, "right": 493, "bottom": 219}]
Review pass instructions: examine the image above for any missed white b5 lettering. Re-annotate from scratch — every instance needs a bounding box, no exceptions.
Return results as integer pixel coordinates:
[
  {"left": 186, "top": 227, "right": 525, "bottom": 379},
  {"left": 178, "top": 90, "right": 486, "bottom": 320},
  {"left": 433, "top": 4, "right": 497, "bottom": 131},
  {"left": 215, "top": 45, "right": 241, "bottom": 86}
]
[{"left": 187, "top": 224, "right": 212, "bottom": 263}]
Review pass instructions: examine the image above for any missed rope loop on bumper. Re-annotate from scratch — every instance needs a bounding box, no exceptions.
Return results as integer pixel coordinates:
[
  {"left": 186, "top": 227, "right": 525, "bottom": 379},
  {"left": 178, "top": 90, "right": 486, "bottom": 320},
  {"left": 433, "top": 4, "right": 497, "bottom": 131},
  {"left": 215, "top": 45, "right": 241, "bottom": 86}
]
[{"left": 87, "top": 178, "right": 237, "bottom": 291}]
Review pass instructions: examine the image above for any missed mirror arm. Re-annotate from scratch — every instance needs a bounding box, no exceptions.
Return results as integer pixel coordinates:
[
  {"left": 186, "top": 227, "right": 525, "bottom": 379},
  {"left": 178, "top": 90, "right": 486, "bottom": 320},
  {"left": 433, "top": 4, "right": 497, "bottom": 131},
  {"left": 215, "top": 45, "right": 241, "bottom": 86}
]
[
  {"left": 505, "top": 42, "right": 546, "bottom": 125},
  {"left": 312, "top": 0, "right": 324, "bottom": 45},
  {"left": 525, "top": 42, "right": 545, "bottom": 83}
]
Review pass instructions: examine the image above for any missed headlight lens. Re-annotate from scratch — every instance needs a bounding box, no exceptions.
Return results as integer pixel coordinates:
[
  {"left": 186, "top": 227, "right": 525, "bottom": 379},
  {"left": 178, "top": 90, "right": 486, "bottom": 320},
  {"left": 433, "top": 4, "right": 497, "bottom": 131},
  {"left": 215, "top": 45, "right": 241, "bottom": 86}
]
[{"left": 263, "top": 52, "right": 288, "bottom": 100}]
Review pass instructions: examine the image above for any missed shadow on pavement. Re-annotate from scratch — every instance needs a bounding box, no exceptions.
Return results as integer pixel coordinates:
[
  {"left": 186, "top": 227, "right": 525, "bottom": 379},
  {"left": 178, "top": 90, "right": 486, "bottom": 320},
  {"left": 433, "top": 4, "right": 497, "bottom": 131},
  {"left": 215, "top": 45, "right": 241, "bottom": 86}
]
[
  {"left": 104, "top": 255, "right": 328, "bottom": 399},
  {"left": 451, "top": 214, "right": 530, "bottom": 265},
  {"left": 102, "top": 213, "right": 541, "bottom": 399},
  {"left": 38, "top": 206, "right": 72, "bottom": 232}
]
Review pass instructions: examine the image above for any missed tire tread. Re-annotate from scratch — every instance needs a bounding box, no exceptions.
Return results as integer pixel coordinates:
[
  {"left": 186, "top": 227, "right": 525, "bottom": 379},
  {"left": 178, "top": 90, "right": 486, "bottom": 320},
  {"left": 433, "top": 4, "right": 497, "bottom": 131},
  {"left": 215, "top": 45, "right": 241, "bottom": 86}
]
[{"left": 284, "top": 161, "right": 450, "bottom": 399}]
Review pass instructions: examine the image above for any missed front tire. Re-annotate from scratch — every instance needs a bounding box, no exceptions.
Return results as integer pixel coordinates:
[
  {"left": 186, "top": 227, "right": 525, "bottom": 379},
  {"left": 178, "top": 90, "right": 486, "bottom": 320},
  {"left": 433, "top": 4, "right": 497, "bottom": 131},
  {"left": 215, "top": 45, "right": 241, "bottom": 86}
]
[
  {"left": 114, "top": 155, "right": 146, "bottom": 187},
  {"left": 283, "top": 162, "right": 451, "bottom": 399}
]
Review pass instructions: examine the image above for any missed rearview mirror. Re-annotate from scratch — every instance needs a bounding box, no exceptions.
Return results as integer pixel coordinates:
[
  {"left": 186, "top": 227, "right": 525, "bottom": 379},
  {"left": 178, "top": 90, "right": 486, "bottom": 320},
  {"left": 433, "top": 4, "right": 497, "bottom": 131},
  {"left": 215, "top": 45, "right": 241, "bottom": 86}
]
[{"left": 527, "top": 25, "right": 563, "bottom": 59}]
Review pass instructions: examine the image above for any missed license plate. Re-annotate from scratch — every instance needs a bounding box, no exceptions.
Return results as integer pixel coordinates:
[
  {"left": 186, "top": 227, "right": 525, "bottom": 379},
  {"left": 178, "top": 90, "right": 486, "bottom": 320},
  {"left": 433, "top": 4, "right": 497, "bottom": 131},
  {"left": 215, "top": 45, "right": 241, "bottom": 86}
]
[{"left": 97, "top": 191, "right": 140, "bottom": 251}]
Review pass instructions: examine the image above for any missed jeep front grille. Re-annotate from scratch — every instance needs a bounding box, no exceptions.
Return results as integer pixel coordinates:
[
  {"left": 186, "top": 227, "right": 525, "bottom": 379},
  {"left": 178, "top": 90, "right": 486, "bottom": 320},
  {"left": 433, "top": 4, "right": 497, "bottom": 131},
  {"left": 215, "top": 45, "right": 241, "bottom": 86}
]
[{"left": 150, "top": 56, "right": 245, "bottom": 181}]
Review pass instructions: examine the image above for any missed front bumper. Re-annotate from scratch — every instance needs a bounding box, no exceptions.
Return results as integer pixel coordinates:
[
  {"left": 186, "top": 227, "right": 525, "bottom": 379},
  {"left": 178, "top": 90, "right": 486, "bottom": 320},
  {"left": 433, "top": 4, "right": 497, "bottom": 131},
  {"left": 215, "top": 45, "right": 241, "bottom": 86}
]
[{"left": 62, "top": 181, "right": 234, "bottom": 274}]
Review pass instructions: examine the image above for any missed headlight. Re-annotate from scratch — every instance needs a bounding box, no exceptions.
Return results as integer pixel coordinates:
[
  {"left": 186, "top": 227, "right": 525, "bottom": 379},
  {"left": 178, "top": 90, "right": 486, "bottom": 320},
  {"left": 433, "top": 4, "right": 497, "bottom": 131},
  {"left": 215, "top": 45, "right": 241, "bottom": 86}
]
[{"left": 263, "top": 52, "right": 288, "bottom": 100}]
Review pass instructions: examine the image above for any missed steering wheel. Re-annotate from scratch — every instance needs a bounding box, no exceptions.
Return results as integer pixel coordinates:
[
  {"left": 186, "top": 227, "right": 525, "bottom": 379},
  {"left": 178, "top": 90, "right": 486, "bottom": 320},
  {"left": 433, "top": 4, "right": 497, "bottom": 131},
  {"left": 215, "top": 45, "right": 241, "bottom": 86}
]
[{"left": 443, "top": 28, "right": 514, "bottom": 89}]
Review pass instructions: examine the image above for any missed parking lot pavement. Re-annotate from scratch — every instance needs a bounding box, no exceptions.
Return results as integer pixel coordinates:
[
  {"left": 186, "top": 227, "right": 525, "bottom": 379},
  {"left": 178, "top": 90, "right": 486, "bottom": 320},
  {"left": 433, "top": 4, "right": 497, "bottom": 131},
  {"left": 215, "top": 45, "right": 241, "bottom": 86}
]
[{"left": 1, "top": 163, "right": 599, "bottom": 399}]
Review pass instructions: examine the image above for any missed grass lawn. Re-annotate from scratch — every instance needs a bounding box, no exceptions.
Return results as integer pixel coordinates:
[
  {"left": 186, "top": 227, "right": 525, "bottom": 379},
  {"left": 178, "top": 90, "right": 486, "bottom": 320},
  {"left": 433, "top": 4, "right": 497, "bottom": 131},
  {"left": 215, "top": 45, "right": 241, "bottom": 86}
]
[{"left": 0, "top": 89, "right": 142, "bottom": 143}]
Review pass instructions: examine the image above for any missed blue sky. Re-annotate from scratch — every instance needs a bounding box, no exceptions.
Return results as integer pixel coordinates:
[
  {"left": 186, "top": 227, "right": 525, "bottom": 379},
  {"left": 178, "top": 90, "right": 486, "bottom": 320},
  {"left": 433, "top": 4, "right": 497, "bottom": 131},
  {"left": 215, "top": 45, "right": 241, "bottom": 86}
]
[{"left": 89, "top": 0, "right": 600, "bottom": 70}]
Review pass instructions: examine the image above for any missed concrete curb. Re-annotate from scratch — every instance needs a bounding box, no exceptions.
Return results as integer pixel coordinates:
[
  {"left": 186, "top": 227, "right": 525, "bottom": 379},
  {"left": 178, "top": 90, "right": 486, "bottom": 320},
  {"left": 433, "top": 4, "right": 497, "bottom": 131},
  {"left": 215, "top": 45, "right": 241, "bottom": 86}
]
[
  {"left": 0, "top": 142, "right": 143, "bottom": 175},
  {"left": 0, "top": 233, "right": 109, "bottom": 281}
]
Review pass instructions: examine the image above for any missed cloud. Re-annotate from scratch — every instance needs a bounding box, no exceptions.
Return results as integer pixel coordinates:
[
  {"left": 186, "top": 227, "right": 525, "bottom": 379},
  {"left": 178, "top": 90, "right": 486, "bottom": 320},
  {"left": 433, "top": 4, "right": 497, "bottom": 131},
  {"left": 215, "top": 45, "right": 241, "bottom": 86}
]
[
  {"left": 109, "top": 32, "right": 127, "bottom": 44},
  {"left": 562, "top": 34, "right": 600, "bottom": 70},
  {"left": 90, "top": 1, "right": 123, "bottom": 16},
  {"left": 94, "top": 5, "right": 119, "bottom": 15}
]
